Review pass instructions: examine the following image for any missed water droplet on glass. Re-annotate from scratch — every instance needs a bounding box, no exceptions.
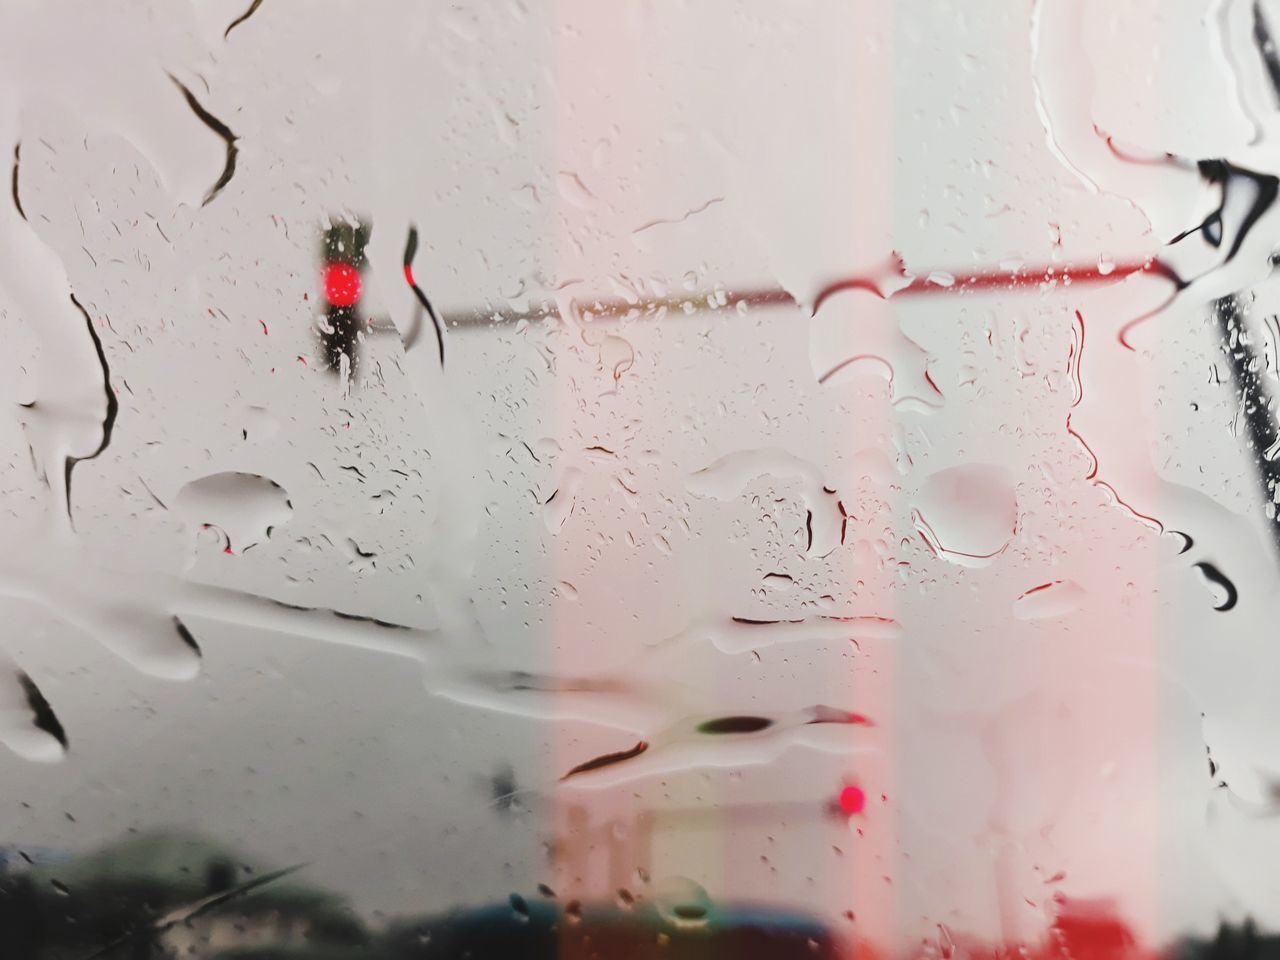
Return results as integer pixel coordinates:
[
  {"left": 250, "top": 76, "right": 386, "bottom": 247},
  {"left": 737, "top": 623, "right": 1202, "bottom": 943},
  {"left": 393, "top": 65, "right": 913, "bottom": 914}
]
[
  {"left": 1012, "top": 580, "right": 1086, "bottom": 621},
  {"left": 912, "top": 464, "right": 1017, "bottom": 566},
  {"left": 509, "top": 892, "right": 530, "bottom": 920},
  {"left": 1193, "top": 561, "right": 1239, "bottom": 611},
  {"left": 174, "top": 471, "right": 291, "bottom": 553},
  {"left": 654, "top": 877, "right": 712, "bottom": 928}
]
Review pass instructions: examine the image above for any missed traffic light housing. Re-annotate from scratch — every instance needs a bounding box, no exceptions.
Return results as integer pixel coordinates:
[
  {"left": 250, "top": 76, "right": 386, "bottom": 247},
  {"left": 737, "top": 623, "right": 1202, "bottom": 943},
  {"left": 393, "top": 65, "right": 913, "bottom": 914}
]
[{"left": 318, "top": 219, "right": 370, "bottom": 376}]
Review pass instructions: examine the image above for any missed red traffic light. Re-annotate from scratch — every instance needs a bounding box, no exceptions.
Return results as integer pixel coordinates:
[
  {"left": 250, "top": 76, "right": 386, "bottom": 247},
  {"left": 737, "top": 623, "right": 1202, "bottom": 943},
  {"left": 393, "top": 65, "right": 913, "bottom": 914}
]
[
  {"left": 323, "top": 262, "right": 362, "bottom": 308},
  {"left": 838, "top": 785, "right": 866, "bottom": 816}
]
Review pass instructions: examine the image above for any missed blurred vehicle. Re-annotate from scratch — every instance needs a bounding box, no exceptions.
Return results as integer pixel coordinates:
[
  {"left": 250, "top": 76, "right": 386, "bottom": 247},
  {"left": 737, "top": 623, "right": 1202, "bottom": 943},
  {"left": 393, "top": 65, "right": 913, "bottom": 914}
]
[
  {"left": 0, "top": 831, "right": 366, "bottom": 960},
  {"left": 374, "top": 897, "right": 838, "bottom": 960}
]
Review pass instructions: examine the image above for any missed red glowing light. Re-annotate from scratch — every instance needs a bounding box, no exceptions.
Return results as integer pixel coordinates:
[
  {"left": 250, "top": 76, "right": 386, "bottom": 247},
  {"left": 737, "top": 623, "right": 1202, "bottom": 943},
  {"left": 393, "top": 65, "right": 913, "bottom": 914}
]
[
  {"left": 839, "top": 785, "right": 866, "bottom": 815},
  {"left": 323, "top": 262, "right": 362, "bottom": 307}
]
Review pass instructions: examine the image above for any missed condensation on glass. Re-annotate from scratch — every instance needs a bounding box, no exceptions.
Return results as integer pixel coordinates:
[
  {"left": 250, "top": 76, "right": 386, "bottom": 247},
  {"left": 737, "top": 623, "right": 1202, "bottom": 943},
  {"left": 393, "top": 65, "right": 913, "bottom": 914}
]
[{"left": 0, "top": 1, "right": 1279, "bottom": 958}]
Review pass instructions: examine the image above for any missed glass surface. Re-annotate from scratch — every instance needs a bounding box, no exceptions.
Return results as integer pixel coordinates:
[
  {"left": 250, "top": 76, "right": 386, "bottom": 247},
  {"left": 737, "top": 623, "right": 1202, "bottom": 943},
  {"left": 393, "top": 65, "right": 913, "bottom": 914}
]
[{"left": 3, "top": 2, "right": 1280, "bottom": 958}]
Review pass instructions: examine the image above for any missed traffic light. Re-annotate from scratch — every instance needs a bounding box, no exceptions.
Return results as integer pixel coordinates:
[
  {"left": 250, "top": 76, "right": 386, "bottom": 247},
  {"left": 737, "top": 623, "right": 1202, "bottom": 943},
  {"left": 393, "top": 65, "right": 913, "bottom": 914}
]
[
  {"left": 837, "top": 784, "right": 866, "bottom": 815},
  {"left": 317, "top": 220, "right": 444, "bottom": 375},
  {"left": 318, "top": 219, "right": 370, "bottom": 376},
  {"left": 824, "top": 782, "right": 866, "bottom": 820}
]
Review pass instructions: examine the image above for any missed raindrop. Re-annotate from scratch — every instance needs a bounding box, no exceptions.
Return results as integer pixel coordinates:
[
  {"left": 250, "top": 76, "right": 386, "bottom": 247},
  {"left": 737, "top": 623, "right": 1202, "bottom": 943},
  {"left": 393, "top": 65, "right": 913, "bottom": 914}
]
[
  {"left": 556, "top": 171, "right": 596, "bottom": 209},
  {"left": 174, "top": 471, "right": 292, "bottom": 552},
  {"left": 0, "top": 670, "right": 67, "bottom": 763},
  {"left": 654, "top": 877, "right": 712, "bottom": 928},
  {"left": 509, "top": 892, "right": 530, "bottom": 920},
  {"left": 696, "top": 715, "right": 774, "bottom": 735},
  {"left": 1012, "top": 580, "right": 1085, "bottom": 621},
  {"left": 912, "top": 464, "right": 1017, "bottom": 566},
  {"left": 1193, "top": 561, "right": 1238, "bottom": 611}
]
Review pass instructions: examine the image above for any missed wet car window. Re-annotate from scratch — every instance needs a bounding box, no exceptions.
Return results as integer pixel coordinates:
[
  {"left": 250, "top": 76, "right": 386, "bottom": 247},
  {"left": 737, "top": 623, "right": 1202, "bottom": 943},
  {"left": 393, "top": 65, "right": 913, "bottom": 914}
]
[{"left": 4, "top": 2, "right": 1280, "bottom": 958}]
